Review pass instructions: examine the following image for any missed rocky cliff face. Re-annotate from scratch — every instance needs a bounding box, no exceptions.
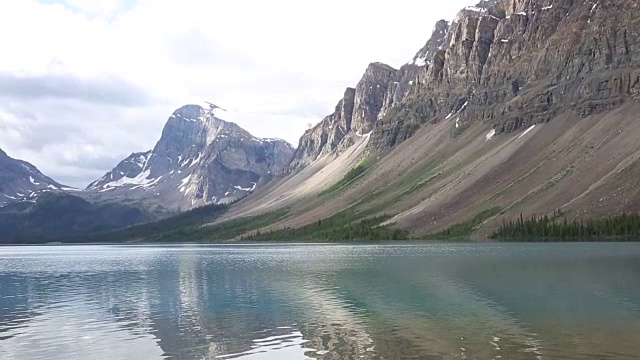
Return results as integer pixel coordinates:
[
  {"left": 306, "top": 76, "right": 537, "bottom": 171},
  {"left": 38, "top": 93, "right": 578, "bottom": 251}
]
[
  {"left": 0, "top": 148, "right": 73, "bottom": 207},
  {"left": 351, "top": 63, "right": 398, "bottom": 134},
  {"left": 291, "top": 62, "right": 412, "bottom": 169},
  {"left": 289, "top": 88, "right": 356, "bottom": 169},
  {"left": 369, "top": 0, "right": 640, "bottom": 149},
  {"left": 411, "top": 20, "right": 452, "bottom": 67},
  {"left": 87, "top": 104, "right": 294, "bottom": 211},
  {"left": 377, "top": 64, "right": 420, "bottom": 122},
  {"left": 289, "top": 3, "right": 507, "bottom": 169}
]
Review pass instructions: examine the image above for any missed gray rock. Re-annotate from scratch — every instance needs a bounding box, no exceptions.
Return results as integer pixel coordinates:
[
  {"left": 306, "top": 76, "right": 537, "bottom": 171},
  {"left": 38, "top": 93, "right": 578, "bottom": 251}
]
[
  {"left": 289, "top": 88, "right": 356, "bottom": 169},
  {"left": 378, "top": 64, "right": 420, "bottom": 121},
  {"left": 290, "top": 63, "right": 399, "bottom": 170},
  {"left": 411, "top": 20, "right": 452, "bottom": 67},
  {"left": 369, "top": 0, "right": 640, "bottom": 149},
  {"left": 287, "top": 13, "right": 469, "bottom": 168},
  {"left": 351, "top": 63, "right": 398, "bottom": 134},
  {"left": 87, "top": 104, "right": 294, "bottom": 211}
]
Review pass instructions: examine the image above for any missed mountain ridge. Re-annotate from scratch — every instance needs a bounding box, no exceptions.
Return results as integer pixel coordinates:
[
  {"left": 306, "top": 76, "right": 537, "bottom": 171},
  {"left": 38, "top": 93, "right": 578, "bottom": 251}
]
[
  {"left": 0, "top": 147, "right": 74, "bottom": 208},
  {"left": 85, "top": 104, "right": 295, "bottom": 212}
]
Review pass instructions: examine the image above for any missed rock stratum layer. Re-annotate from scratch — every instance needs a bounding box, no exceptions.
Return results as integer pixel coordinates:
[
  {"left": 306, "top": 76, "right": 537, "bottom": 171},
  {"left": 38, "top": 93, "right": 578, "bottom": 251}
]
[{"left": 372, "top": 0, "right": 640, "bottom": 150}]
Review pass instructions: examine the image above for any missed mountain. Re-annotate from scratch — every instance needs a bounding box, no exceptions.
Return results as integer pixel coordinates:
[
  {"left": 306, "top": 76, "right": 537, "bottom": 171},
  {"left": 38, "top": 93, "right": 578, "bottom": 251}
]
[
  {"left": 0, "top": 104, "right": 295, "bottom": 243},
  {"left": 288, "top": 2, "right": 507, "bottom": 172},
  {"left": 200, "top": 0, "right": 640, "bottom": 240},
  {"left": 8, "top": 0, "right": 640, "bottom": 243},
  {"left": 0, "top": 147, "right": 76, "bottom": 207},
  {"left": 86, "top": 104, "right": 295, "bottom": 212},
  {"left": 0, "top": 192, "right": 153, "bottom": 243}
]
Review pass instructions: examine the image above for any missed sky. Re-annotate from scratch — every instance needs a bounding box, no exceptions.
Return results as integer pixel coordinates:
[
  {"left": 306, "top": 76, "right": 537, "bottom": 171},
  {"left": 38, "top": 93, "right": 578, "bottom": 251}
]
[{"left": 0, "top": 0, "right": 473, "bottom": 188}]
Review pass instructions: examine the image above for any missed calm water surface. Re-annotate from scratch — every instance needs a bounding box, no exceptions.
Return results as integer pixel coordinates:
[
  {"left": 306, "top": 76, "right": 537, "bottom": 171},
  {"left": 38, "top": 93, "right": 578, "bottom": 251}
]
[{"left": 1, "top": 243, "right": 640, "bottom": 359}]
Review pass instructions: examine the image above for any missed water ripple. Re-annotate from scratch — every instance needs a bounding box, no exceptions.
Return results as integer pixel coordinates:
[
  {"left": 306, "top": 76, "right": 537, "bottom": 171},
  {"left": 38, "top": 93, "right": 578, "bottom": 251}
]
[{"left": 1, "top": 243, "right": 640, "bottom": 359}]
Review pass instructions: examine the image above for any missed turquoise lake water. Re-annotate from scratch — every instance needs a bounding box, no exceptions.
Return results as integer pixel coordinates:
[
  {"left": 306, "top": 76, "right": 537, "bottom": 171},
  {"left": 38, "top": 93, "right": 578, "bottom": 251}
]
[{"left": 1, "top": 243, "right": 640, "bottom": 359}]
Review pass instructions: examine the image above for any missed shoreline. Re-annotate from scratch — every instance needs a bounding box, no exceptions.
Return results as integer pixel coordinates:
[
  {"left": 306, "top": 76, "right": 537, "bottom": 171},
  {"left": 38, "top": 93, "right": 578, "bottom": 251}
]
[{"left": 2, "top": 239, "right": 640, "bottom": 247}]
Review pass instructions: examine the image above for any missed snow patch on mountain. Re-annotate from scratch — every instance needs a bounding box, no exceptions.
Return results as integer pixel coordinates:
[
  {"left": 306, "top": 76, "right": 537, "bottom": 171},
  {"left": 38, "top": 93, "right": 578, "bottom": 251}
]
[
  {"left": 234, "top": 182, "right": 257, "bottom": 192},
  {"left": 1, "top": 147, "right": 70, "bottom": 206},
  {"left": 135, "top": 153, "right": 151, "bottom": 169},
  {"left": 179, "top": 174, "right": 193, "bottom": 194},
  {"left": 486, "top": 129, "right": 496, "bottom": 141},
  {"left": 518, "top": 125, "right": 537, "bottom": 139},
  {"left": 101, "top": 170, "right": 157, "bottom": 189}
]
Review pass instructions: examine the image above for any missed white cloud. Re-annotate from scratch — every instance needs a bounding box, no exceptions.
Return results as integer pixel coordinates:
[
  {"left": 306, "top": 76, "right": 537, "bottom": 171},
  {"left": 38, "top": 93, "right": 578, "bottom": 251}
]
[
  {"left": 66, "top": 0, "right": 133, "bottom": 17},
  {"left": 0, "top": 0, "right": 472, "bottom": 187}
]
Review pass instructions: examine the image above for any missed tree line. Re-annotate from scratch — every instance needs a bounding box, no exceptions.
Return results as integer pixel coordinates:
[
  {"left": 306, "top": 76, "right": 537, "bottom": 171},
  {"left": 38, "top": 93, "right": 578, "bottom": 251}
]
[{"left": 490, "top": 211, "right": 640, "bottom": 241}]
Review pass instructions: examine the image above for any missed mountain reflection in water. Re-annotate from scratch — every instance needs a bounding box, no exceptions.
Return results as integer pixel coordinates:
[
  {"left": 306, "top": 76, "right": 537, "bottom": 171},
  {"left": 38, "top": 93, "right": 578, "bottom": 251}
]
[{"left": 1, "top": 243, "right": 640, "bottom": 359}]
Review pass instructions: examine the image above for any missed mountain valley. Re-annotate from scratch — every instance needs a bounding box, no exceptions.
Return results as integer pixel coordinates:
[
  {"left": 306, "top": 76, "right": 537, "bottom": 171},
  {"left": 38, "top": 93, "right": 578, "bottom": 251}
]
[{"left": 2, "top": 0, "right": 640, "bottom": 243}]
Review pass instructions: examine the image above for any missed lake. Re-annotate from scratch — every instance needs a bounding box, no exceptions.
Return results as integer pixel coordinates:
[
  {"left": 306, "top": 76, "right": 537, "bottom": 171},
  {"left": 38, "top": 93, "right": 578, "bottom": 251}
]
[{"left": 1, "top": 243, "right": 640, "bottom": 359}]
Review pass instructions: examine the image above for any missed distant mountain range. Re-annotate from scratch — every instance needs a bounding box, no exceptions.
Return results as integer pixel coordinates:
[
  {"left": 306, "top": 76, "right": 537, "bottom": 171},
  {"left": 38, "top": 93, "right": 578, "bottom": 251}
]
[
  {"left": 0, "top": 147, "right": 76, "bottom": 207},
  {"left": 0, "top": 104, "right": 294, "bottom": 241},
  {"left": 2, "top": 0, "right": 640, "bottom": 243}
]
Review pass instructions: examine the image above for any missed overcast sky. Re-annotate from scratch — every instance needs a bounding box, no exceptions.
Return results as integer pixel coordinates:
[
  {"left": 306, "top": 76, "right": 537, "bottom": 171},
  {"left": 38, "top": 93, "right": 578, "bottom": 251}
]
[{"left": 0, "top": 0, "right": 472, "bottom": 188}]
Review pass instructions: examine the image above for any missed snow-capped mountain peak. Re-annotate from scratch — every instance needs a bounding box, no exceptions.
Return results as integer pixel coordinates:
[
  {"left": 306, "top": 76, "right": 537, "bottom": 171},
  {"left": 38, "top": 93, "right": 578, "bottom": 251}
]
[{"left": 86, "top": 104, "right": 295, "bottom": 211}]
